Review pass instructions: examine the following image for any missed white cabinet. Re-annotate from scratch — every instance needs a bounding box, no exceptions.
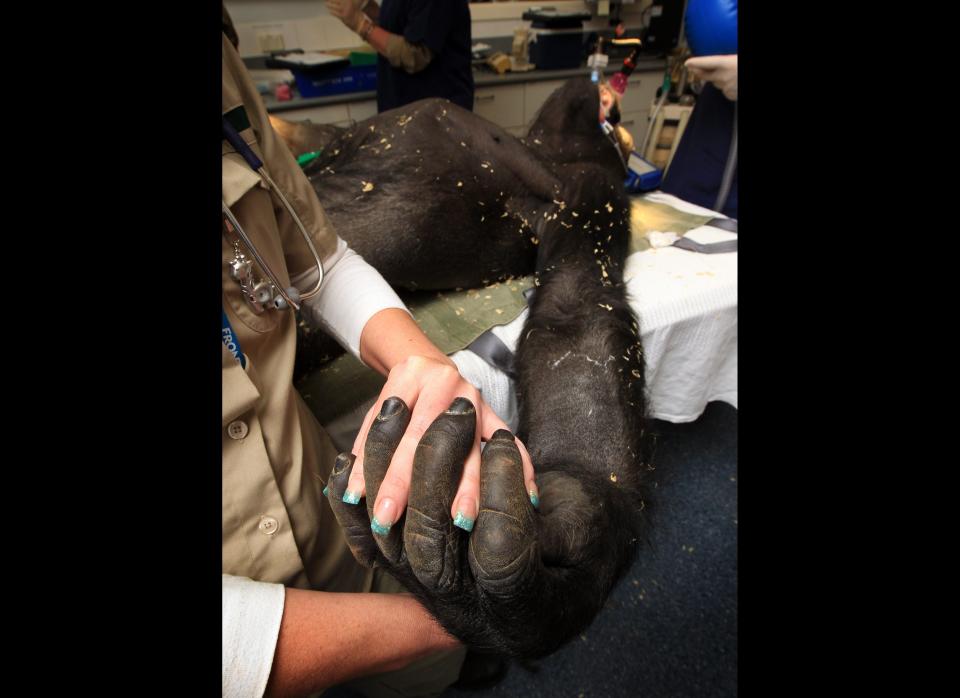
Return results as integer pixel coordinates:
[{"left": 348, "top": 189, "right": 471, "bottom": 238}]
[
  {"left": 523, "top": 79, "right": 565, "bottom": 125},
  {"left": 348, "top": 100, "right": 377, "bottom": 123},
  {"left": 618, "top": 110, "right": 649, "bottom": 151},
  {"left": 275, "top": 70, "right": 665, "bottom": 140},
  {"left": 274, "top": 103, "right": 352, "bottom": 127},
  {"left": 614, "top": 71, "right": 661, "bottom": 151},
  {"left": 619, "top": 72, "right": 661, "bottom": 115},
  {"left": 473, "top": 84, "right": 526, "bottom": 130},
  {"left": 275, "top": 99, "right": 376, "bottom": 128}
]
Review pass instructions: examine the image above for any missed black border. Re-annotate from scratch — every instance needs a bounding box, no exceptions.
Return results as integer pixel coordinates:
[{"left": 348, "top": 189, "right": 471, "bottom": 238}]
[
  {"left": 22, "top": 0, "right": 902, "bottom": 690},
  {"left": 39, "top": 4, "right": 224, "bottom": 688}
]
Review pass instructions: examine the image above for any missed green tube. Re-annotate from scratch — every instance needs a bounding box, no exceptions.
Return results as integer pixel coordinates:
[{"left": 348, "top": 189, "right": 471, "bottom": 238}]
[{"left": 296, "top": 150, "right": 321, "bottom": 168}]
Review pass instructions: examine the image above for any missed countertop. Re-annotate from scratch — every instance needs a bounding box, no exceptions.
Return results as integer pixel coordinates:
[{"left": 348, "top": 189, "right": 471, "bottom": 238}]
[{"left": 262, "top": 58, "right": 667, "bottom": 113}]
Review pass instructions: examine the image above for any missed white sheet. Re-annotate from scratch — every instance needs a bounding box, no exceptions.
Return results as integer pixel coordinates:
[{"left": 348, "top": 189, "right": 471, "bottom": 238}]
[{"left": 450, "top": 192, "right": 738, "bottom": 425}]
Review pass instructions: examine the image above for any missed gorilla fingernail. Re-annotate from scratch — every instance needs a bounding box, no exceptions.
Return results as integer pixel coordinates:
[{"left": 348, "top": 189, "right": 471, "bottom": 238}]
[
  {"left": 333, "top": 453, "right": 354, "bottom": 475},
  {"left": 445, "top": 397, "right": 475, "bottom": 415},
  {"left": 342, "top": 490, "right": 362, "bottom": 505},
  {"left": 378, "top": 397, "right": 405, "bottom": 420},
  {"left": 453, "top": 511, "right": 475, "bottom": 532},
  {"left": 490, "top": 428, "right": 514, "bottom": 442}
]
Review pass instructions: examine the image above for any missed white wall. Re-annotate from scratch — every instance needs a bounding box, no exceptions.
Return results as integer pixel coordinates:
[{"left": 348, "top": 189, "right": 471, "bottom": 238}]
[{"left": 224, "top": 0, "right": 653, "bottom": 56}]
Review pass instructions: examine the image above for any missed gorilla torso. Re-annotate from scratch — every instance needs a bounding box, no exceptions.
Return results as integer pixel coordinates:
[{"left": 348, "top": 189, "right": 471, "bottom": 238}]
[
  {"left": 288, "top": 78, "right": 627, "bottom": 290},
  {"left": 279, "top": 79, "right": 650, "bottom": 658}
]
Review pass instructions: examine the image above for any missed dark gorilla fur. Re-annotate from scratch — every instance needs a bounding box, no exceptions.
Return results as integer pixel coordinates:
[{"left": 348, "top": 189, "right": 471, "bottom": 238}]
[
  {"left": 288, "top": 78, "right": 626, "bottom": 290},
  {"left": 289, "top": 80, "right": 649, "bottom": 657},
  {"left": 509, "top": 170, "right": 648, "bottom": 655}
]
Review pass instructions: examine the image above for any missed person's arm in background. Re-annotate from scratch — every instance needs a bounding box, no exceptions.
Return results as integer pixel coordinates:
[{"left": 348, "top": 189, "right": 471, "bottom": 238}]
[
  {"left": 326, "top": 0, "right": 433, "bottom": 74},
  {"left": 685, "top": 55, "right": 737, "bottom": 101}
]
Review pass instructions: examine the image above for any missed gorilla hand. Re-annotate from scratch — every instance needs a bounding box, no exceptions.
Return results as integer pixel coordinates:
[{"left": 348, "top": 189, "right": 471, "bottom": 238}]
[{"left": 324, "top": 397, "right": 634, "bottom": 658}]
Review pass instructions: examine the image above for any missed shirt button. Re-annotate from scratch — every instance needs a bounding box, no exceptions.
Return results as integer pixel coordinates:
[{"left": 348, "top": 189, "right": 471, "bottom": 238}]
[
  {"left": 258, "top": 516, "right": 280, "bottom": 536},
  {"left": 227, "top": 420, "right": 248, "bottom": 440}
]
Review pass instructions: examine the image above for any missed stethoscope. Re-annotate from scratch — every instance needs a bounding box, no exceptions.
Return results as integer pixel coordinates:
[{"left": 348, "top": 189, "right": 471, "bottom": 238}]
[{"left": 222, "top": 115, "right": 324, "bottom": 313}]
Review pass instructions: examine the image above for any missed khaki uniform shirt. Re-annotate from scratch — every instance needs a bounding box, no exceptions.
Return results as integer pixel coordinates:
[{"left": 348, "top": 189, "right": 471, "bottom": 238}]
[{"left": 221, "top": 33, "right": 372, "bottom": 595}]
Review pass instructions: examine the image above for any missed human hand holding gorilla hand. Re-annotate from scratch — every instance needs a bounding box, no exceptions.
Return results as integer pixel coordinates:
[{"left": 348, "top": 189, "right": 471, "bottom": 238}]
[
  {"left": 324, "top": 397, "right": 629, "bottom": 658},
  {"left": 343, "top": 355, "right": 537, "bottom": 541}
]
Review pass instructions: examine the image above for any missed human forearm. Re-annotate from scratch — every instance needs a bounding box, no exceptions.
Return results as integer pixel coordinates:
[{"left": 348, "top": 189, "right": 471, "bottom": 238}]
[
  {"left": 265, "top": 588, "right": 458, "bottom": 697},
  {"left": 295, "top": 240, "right": 408, "bottom": 362},
  {"left": 359, "top": 307, "right": 453, "bottom": 376},
  {"left": 326, "top": 0, "right": 431, "bottom": 73},
  {"left": 365, "top": 26, "right": 432, "bottom": 74}
]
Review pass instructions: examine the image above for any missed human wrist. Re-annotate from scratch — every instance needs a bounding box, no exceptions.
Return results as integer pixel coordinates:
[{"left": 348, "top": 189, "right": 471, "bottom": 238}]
[
  {"left": 386, "top": 353, "right": 458, "bottom": 382},
  {"left": 402, "top": 594, "right": 460, "bottom": 650},
  {"left": 357, "top": 13, "right": 374, "bottom": 40},
  {"left": 360, "top": 308, "right": 454, "bottom": 374}
]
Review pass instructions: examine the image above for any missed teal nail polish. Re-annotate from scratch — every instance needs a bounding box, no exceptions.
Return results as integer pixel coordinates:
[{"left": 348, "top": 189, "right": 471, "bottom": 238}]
[
  {"left": 453, "top": 512, "right": 475, "bottom": 532},
  {"left": 322, "top": 485, "right": 329, "bottom": 497},
  {"left": 529, "top": 491, "right": 540, "bottom": 509},
  {"left": 343, "top": 490, "right": 361, "bottom": 505},
  {"left": 370, "top": 516, "right": 392, "bottom": 535}
]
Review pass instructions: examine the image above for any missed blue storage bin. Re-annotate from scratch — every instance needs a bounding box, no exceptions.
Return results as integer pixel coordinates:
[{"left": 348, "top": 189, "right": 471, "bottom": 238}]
[{"left": 292, "top": 64, "right": 377, "bottom": 98}]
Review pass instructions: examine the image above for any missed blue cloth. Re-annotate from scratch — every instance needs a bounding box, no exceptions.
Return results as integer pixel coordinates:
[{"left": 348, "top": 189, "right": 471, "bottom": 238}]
[
  {"left": 376, "top": 0, "right": 474, "bottom": 113},
  {"left": 660, "top": 83, "right": 738, "bottom": 219}
]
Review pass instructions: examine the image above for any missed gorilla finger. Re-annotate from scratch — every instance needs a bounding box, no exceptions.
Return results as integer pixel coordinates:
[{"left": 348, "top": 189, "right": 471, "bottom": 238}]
[
  {"left": 363, "top": 396, "right": 411, "bottom": 564},
  {"left": 325, "top": 453, "right": 379, "bottom": 568},
  {"left": 404, "top": 397, "right": 476, "bottom": 592},
  {"left": 469, "top": 429, "right": 539, "bottom": 592}
]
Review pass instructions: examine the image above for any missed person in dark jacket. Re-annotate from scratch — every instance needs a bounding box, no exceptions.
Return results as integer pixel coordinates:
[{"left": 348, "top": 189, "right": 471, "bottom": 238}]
[{"left": 326, "top": 0, "right": 474, "bottom": 112}]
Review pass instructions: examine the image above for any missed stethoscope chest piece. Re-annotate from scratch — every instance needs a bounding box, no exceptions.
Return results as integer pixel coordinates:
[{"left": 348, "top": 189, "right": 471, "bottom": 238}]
[
  {"left": 221, "top": 112, "right": 324, "bottom": 314},
  {"left": 227, "top": 245, "right": 266, "bottom": 314},
  {"left": 226, "top": 241, "right": 298, "bottom": 314}
]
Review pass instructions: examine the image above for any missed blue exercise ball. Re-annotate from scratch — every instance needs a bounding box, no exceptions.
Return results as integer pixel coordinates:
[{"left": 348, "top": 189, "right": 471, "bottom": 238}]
[{"left": 685, "top": 0, "right": 738, "bottom": 56}]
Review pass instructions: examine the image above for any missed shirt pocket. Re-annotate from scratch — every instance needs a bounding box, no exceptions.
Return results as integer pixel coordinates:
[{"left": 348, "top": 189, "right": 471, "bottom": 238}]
[{"left": 222, "top": 148, "right": 263, "bottom": 207}]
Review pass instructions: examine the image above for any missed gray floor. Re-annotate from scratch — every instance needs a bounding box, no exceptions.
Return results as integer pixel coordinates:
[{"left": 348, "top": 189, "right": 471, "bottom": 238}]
[{"left": 333, "top": 402, "right": 738, "bottom": 698}]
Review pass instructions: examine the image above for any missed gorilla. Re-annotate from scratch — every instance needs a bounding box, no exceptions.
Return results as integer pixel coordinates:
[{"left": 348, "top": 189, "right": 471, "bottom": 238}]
[
  {"left": 279, "top": 78, "right": 651, "bottom": 659},
  {"left": 277, "top": 77, "right": 630, "bottom": 290}
]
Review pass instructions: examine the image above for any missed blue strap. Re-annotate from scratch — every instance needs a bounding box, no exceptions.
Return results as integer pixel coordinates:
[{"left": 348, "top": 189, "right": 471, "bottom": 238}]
[
  {"left": 466, "top": 331, "right": 516, "bottom": 379},
  {"left": 221, "top": 310, "right": 246, "bottom": 369},
  {"left": 464, "top": 287, "right": 537, "bottom": 377},
  {"left": 672, "top": 217, "right": 738, "bottom": 254}
]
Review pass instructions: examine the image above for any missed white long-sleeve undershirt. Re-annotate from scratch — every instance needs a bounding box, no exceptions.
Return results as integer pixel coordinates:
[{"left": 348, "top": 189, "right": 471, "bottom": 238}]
[
  {"left": 293, "top": 237, "right": 410, "bottom": 362},
  {"left": 222, "top": 574, "right": 285, "bottom": 697}
]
